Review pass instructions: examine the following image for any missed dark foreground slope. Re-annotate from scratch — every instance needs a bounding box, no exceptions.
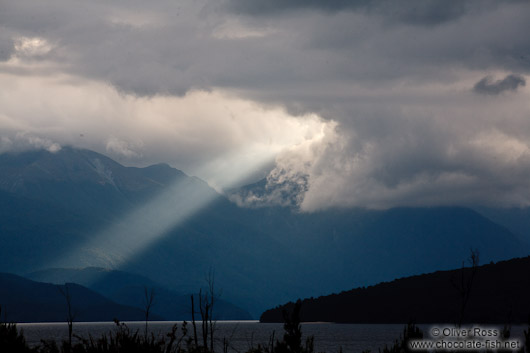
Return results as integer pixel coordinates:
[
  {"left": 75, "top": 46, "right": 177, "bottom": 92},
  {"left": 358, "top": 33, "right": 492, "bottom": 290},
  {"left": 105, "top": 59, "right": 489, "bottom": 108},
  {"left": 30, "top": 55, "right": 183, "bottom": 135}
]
[
  {"left": 261, "top": 256, "right": 530, "bottom": 324},
  {"left": 0, "top": 273, "right": 161, "bottom": 323}
]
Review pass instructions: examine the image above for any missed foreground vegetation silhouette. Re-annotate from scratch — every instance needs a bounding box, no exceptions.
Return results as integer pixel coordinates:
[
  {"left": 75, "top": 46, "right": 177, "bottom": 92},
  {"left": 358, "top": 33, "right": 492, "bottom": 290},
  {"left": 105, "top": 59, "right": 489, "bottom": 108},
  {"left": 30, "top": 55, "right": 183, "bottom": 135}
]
[
  {"left": 3, "top": 303, "right": 530, "bottom": 353},
  {"left": 4, "top": 300, "right": 315, "bottom": 353}
]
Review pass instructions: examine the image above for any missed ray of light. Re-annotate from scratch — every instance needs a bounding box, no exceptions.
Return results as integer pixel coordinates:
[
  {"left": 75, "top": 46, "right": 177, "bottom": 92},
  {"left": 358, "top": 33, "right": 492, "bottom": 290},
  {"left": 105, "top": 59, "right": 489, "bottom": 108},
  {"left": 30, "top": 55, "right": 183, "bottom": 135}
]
[
  {"left": 52, "top": 175, "right": 220, "bottom": 271},
  {"left": 45, "top": 151, "right": 283, "bottom": 290}
]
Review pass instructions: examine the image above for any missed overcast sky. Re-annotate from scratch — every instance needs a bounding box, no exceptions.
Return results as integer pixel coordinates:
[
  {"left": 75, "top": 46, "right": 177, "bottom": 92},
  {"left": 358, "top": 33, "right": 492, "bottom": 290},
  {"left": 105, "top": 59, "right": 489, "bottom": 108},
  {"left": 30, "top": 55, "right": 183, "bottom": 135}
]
[{"left": 1, "top": 0, "right": 530, "bottom": 211}]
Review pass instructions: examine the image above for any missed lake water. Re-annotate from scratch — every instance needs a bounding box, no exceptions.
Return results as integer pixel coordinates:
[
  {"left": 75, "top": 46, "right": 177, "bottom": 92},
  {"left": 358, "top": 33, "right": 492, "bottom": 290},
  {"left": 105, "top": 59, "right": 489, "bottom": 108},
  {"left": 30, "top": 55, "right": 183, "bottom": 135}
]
[{"left": 16, "top": 321, "right": 529, "bottom": 353}]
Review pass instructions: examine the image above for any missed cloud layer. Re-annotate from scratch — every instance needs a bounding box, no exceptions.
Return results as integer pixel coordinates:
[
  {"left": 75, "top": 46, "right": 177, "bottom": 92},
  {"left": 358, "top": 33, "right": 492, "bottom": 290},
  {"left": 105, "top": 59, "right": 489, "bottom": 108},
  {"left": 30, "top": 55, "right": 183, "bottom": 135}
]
[
  {"left": 1, "top": 0, "right": 530, "bottom": 210},
  {"left": 0, "top": 71, "right": 326, "bottom": 190}
]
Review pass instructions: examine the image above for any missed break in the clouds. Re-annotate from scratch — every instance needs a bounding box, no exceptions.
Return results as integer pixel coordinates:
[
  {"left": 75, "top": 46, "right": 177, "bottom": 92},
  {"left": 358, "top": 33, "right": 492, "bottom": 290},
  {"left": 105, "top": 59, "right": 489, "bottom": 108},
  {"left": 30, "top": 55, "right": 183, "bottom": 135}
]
[
  {"left": 1, "top": 0, "right": 530, "bottom": 210},
  {"left": 473, "top": 74, "right": 526, "bottom": 95}
]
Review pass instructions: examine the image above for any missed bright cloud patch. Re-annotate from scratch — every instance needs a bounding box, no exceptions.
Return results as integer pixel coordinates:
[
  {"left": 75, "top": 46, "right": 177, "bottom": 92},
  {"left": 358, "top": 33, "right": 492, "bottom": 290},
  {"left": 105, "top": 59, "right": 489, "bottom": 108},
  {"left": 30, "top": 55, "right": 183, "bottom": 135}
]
[
  {"left": 0, "top": 71, "right": 330, "bottom": 190},
  {"left": 14, "top": 37, "right": 53, "bottom": 57}
]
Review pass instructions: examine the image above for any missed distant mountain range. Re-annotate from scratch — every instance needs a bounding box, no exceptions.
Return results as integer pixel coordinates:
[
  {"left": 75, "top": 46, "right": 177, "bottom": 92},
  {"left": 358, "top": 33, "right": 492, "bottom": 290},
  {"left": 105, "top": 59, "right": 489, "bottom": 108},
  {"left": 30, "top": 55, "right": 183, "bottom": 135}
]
[
  {"left": 0, "top": 147, "right": 529, "bottom": 318},
  {"left": 26, "top": 267, "right": 252, "bottom": 321},
  {"left": 0, "top": 272, "right": 157, "bottom": 323},
  {"left": 260, "top": 255, "right": 530, "bottom": 324}
]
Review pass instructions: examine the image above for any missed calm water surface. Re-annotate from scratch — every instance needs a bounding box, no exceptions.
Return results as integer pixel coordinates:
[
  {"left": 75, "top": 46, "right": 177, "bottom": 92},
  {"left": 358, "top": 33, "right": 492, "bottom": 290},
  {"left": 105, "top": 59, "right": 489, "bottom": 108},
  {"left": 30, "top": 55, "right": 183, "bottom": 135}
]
[{"left": 16, "top": 321, "right": 528, "bottom": 353}]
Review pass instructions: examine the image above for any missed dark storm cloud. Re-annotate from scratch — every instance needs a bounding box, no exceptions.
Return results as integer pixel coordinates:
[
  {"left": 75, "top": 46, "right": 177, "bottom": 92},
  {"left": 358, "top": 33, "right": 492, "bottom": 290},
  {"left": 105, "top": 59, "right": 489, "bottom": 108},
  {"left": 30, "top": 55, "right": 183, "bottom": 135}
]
[
  {"left": 226, "top": 0, "right": 369, "bottom": 15},
  {"left": 227, "top": 0, "right": 476, "bottom": 26},
  {"left": 473, "top": 74, "right": 526, "bottom": 95},
  {"left": 2, "top": 0, "right": 529, "bottom": 99}
]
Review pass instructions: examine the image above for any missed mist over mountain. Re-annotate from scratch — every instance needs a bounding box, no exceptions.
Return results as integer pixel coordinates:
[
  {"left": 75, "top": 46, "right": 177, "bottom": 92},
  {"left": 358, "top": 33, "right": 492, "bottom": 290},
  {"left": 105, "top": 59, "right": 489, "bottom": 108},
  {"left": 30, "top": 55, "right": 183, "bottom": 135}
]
[{"left": 0, "top": 147, "right": 528, "bottom": 318}]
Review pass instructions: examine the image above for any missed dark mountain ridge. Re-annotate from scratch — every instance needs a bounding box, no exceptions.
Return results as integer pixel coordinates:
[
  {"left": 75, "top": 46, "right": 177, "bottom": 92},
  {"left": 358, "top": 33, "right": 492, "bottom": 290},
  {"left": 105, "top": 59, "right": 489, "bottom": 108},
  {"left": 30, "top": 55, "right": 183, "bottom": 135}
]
[
  {"left": 261, "top": 255, "right": 530, "bottom": 324},
  {"left": 0, "top": 272, "right": 161, "bottom": 323}
]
